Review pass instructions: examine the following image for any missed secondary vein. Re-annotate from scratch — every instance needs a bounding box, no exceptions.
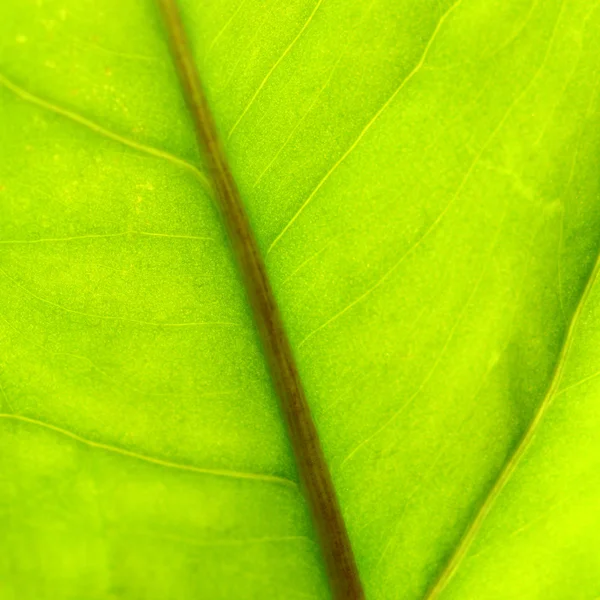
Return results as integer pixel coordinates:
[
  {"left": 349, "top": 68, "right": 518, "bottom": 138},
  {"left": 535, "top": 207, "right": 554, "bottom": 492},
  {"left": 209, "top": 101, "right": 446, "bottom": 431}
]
[
  {"left": 0, "top": 413, "right": 295, "bottom": 488},
  {"left": 423, "top": 218, "right": 600, "bottom": 600},
  {"left": 0, "top": 72, "right": 209, "bottom": 189},
  {"left": 155, "top": 1, "right": 364, "bottom": 598}
]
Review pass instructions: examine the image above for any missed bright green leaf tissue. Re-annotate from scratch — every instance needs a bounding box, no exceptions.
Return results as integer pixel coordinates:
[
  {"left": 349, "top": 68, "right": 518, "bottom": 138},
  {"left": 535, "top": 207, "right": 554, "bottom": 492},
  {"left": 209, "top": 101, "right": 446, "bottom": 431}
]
[{"left": 1, "top": 1, "right": 600, "bottom": 598}]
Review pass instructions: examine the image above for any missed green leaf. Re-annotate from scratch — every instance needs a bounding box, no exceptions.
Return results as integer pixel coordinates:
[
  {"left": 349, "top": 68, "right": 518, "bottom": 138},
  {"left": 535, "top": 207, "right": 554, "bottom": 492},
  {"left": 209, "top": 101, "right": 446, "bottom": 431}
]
[{"left": 1, "top": 0, "right": 600, "bottom": 598}]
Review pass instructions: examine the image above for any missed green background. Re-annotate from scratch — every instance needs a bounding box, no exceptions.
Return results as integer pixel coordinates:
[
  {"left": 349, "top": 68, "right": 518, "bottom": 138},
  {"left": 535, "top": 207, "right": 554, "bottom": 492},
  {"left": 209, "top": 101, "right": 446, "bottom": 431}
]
[{"left": 1, "top": 0, "right": 600, "bottom": 598}]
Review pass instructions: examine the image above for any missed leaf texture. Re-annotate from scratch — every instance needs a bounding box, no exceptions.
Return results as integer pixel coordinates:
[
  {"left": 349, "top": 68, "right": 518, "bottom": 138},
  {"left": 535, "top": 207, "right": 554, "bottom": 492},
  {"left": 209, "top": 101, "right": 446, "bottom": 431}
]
[{"left": 1, "top": 0, "right": 600, "bottom": 599}]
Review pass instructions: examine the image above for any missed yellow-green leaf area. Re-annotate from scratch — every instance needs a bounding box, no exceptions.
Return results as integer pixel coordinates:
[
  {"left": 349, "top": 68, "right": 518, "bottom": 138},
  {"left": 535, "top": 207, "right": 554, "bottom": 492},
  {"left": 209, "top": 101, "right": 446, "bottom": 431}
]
[{"left": 1, "top": 0, "right": 600, "bottom": 599}]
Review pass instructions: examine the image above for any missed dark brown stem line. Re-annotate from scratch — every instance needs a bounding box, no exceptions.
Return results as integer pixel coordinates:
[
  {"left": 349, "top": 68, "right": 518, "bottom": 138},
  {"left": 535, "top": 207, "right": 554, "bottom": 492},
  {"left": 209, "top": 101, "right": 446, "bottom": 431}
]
[{"left": 155, "top": 1, "right": 365, "bottom": 598}]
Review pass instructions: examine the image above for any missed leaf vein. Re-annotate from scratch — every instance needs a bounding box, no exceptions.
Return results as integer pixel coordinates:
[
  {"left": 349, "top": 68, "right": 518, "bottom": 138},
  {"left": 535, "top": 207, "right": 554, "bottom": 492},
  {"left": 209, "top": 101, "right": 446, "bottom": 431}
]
[
  {"left": 421, "top": 3, "right": 600, "bottom": 595},
  {"left": 0, "top": 72, "right": 209, "bottom": 188},
  {"left": 0, "top": 231, "right": 213, "bottom": 245},
  {"left": 266, "top": 0, "right": 464, "bottom": 255},
  {"left": 338, "top": 203, "right": 508, "bottom": 468},
  {"left": 0, "top": 267, "right": 237, "bottom": 328},
  {"left": 226, "top": 0, "right": 325, "bottom": 139},
  {"left": 0, "top": 413, "right": 297, "bottom": 488}
]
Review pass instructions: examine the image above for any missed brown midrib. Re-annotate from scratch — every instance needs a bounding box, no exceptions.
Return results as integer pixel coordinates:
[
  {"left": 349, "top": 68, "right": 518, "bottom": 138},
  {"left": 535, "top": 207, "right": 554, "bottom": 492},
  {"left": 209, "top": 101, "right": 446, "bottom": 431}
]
[{"left": 155, "top": 1, "right": 365, "bottom": 599}]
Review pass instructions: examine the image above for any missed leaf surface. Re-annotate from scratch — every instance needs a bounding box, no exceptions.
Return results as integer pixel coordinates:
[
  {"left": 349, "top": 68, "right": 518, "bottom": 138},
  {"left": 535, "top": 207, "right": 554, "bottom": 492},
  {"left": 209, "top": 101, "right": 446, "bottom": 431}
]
[{"left": 1, "top": 0, "right": 600, "bottom": 599}]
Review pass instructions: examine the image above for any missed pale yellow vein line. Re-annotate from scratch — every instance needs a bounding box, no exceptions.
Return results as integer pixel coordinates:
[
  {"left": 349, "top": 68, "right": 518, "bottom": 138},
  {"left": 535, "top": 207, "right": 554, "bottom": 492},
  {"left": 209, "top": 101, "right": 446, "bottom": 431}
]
[
  {"left": 185, "top": 534, "right": 311, "bottom": 546},
  {"left": 69, "top": 35, "right": 160, "bottom": 63},
  {"left": 375, "top": 438, "right": 449, "bottom": 574},
  {"left": 205, "top": 0, "right": 248, "bottom": 58},
  {"left": 424, "top": 242, "right": 600, "bottom": 599},
  {"left": 0, "top": 413, "right": 297, "bottom": 488},
  {"left": 251, "top": 45, "right": 340, "bottom": 189},
  {"left": 0, "top": 231, "right": 213, "bottom": 245},
  {"left": 422, "top": 4, "right": 600, "bottom": 596},
  {"left": 132, "top": 530, "right": 312, "bottom": 548},
  {"left": 251, "top": 0, "right": 377, "bottom": 190},
  {"left": 295, "top": 88, "right": 520, "bottom": 348},
  {"left": 338, "top": 203, "right": 508, "bottom": 469},
  {"left": 266, "top": 0, "right": 464, "bottom": 255},
  {"left": 219, "top": 0, "right": 278, "bottom": 90},
  {"left": 296, "top": 0, "right": 568, "bottom": 351},
  {"left": 0, "top": 73, "right": 210, "bottom": 189},
  {"left": 280, "top": 234, "right": 340, "bottom": 287},
  {"left": 0, "top": 267, "right": 236, "bottom": 328},
  {"left": 484, "top": 0, "right": 540, "bottom": 59},
  {"left": 0, "top": 315, "right": 241, "bottom": 401},
  {"left": 226, "top": 0, "right": 325, "bottom": 140},
  {"left": 128, "top": 230, "right": 212, "bottom": 241},
  {"left": 553, "top": 368, "right": 600, "bottom": 399}
]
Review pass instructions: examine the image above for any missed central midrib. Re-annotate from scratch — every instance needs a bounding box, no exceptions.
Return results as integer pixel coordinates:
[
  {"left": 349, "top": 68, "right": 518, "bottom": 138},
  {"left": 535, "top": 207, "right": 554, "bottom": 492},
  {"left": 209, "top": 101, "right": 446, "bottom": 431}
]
[{"left": 155, "top": 1, "right": 365, "bottom": 599}]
